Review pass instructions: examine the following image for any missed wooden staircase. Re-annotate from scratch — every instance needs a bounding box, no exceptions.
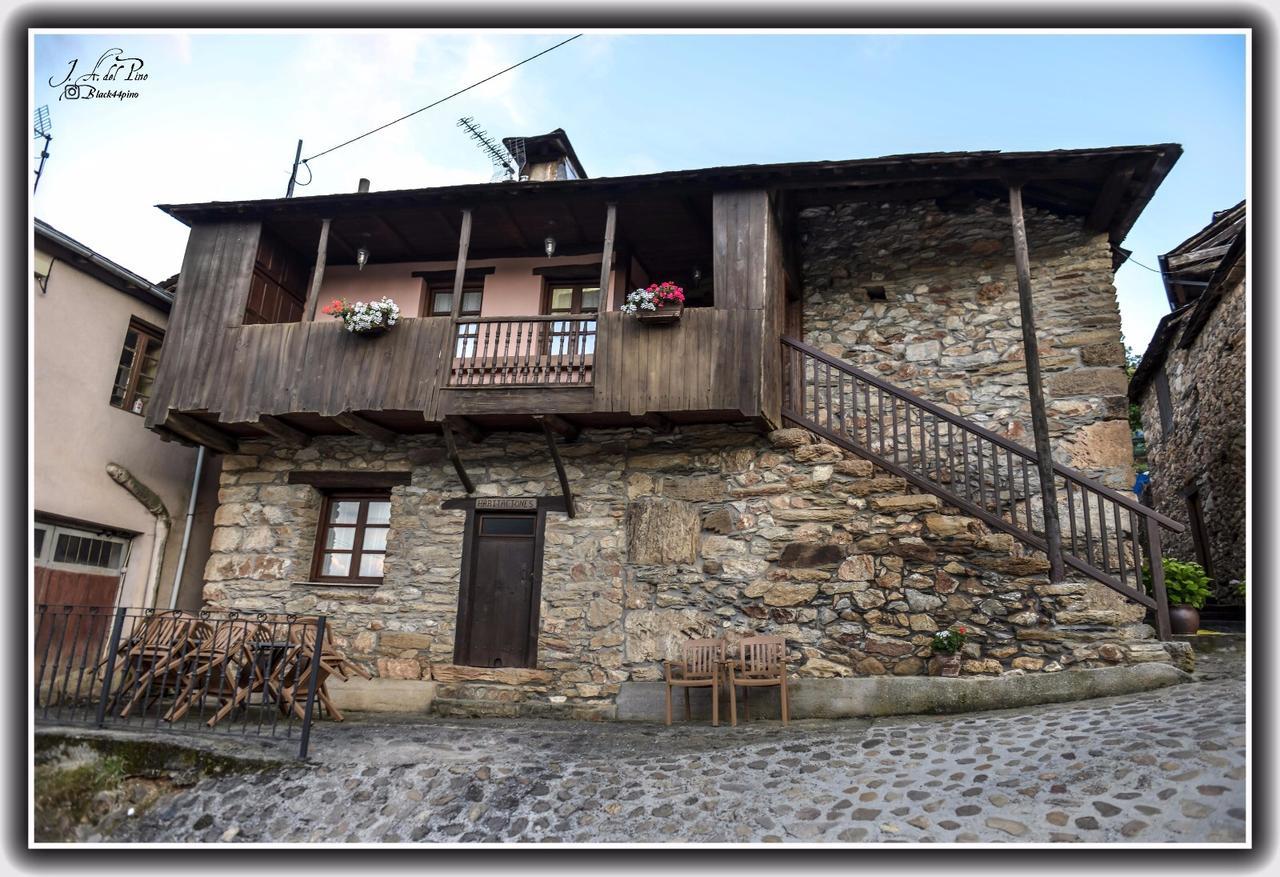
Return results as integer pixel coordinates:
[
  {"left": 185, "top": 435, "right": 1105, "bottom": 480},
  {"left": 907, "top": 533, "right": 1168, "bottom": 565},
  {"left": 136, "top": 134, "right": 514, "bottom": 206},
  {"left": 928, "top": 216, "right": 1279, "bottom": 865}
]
[{"left": 780, "top": 336, "right": 1185, "bottom": 640}]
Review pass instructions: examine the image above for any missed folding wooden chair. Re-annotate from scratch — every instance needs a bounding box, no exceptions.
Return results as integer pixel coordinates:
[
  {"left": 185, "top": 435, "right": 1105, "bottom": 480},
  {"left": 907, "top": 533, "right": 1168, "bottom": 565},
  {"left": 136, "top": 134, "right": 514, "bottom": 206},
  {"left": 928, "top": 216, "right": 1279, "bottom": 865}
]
[
  {"left": 272, "top": 620, "right": 372, "bottom": 722},
  {"left": 725, "top": 635, "right": 790, "bottom": 726},
  {"left": 109, "top": 611, "right": 202, "bottom": 718},
  {"left": 663, "top": 637, "right": 725, "bottom": 726},
  {"left": 162, "top": 619, "right": 264, "bottom": 724}
]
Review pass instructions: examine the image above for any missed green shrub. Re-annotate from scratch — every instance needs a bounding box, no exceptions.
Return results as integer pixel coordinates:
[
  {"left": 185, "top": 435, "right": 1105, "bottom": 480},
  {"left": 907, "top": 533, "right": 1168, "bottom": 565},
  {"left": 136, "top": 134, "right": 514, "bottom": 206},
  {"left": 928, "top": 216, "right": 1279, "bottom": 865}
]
[
  {"left": 931, "top": 625, "right": 968, "bottom": 655},
  {"left": 1143, "top": 557, "right": 1212, "bottom": 609}
]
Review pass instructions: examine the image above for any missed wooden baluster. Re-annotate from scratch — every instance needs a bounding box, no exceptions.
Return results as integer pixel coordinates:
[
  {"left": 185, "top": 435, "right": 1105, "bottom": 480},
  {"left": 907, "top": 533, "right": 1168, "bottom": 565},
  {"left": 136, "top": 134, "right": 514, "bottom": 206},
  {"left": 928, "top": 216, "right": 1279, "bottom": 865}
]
[
  {"left": 932, "top": 413, "right": 941, "bottom": 486},
  {"left": 961, "top": 429, "right": 970, "bottom": 501},
  {"left": 1066, "top": 480, "right": 1078, "bottom": 558},
  {"left": 837, "top": 369, "right": 846, "bottom": 437},
  {"left": 1082, "top": 489, "right": 1095, "bottom": 569},
  {"left": 500, "top": 319, "right": 512, "bottom": 385},
  {"left": 903, "top": 400, "right": 912, "bottom": 467},
  {"left": 1128, "top": 508, "right": 1142, "bottom": 592},
  {"left": 877, "top": 388, "right": 886, "bottom": 456},
  {"left": 1022, "top": 457, "right": 1032, "bottom": 534},
  {"left": 1114, "top": 500, "right": 1126, "bottom": 584},
  {"left": 976, "top": 436, "right": 986, "bottom": 511},
  {"left": 863, "top": 382, "right": 872, "bottom": 450},
  {"left": 1004, "top": 448, "right": 1015, "bottom": 529},
  {"left": 824, "top": 363, "right": 833, "bottom": 431},
  {"left": 1099, "top": 495, "right": 1111, "bottom": 572}
]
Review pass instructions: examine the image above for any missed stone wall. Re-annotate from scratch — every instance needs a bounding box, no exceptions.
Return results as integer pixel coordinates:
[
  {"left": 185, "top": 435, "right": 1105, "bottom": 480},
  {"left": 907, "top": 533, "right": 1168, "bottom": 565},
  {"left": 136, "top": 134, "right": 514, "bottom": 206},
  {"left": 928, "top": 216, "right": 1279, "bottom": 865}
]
[
  {"left": 799, "top": 196, "right": 1134, "bottom": 488},
  {"left": 204, "top": 424, "right": 1177, "bottom": 718},
  {"left": 1136, "top": 279, "right": 1246, "bottom": 600}
]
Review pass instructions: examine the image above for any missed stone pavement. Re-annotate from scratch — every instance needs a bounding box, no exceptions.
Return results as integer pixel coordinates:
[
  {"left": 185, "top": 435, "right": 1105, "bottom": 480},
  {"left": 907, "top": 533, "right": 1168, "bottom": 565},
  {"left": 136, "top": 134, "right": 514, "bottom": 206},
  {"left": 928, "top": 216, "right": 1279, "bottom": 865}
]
[{"left": 107, "top": 648, "right": 1246, "bottom": 844}]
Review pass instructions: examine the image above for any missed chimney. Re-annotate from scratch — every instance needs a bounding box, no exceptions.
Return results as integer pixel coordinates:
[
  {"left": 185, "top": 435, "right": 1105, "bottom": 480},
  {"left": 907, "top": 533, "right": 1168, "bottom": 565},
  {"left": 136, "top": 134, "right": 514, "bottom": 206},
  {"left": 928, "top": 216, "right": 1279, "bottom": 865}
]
[
  {"left": 357, "top": 178, "right": 370, "bottom": 193},
  {"left": 502, "top": 129, "right": 587, "bottom": 182}
]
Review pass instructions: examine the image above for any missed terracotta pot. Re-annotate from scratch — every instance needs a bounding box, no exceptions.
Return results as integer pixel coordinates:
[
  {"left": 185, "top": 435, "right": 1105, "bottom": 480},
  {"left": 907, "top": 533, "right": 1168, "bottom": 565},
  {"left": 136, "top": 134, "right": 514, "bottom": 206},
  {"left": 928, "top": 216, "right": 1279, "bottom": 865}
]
[
  {"left": 636, "top": 301, "right": 683, "bottom": 325},
  {"left": 1168, "top": 604, "right": 1201, "bottom": 635},
  {"left": 929, "top": 652, "right": 962, "bottom": 677}
]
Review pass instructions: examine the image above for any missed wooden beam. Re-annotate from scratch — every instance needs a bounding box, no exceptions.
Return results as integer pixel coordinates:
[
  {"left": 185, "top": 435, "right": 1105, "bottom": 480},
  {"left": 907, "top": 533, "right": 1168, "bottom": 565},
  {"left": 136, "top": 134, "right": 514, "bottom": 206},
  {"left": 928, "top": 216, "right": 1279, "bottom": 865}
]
[
  {"left": 598, "top": 202, "right": 617, "bottom": 301},
  {"left": 288, "top": 470, "right": 412, "bottom": 489},
  {"left": 255, "top": 415, "right": 310, "bottom": 448},
  {"left": 1084, "top": 163, "right": 1136, "bottom": 232},
  {"left": 540, "top": 418, "right": 576, "bottom": 519},
  {"left": 497, "top": 203, "right": 532, "bottom": 251},
  {"left": 164, "top": 412, "right": 239, "bottom": 455},
  {"left": 327, "top": 226, "right": 359, "bottom": 261},
  {"left": 533, "top": 414, "right": 580, "bottom": 442},
  {"left": 1008, "top": 184, "right": 1065, "bottom": 583},
  {"left": 304, "top": 218, "right": 331, "bottom": 321},
  {"left": 444, "top": 415, "right": 485, "bottom": 444},
  {"left": 449, "top": 208, "right": 473, "bottom": 321},
  {"left": 442, "top": 421, "right": 475, "bottom": 494},
  {"left": 373, "top": 215, "right": 417, "bottom": 259},
  {"left": 333, "top": 412, "right": 398, "bottom": 444},
  {"left": 640, "top": 413, "right": 674, "bottom": 434}
]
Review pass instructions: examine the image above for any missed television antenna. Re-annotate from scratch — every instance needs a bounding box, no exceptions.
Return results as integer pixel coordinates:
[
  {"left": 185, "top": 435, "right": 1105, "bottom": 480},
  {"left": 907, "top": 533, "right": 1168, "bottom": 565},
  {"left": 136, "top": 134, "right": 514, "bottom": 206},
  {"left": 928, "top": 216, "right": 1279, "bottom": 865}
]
[
  {"left": 456, "top": 116, "right": 519, "bottom": 181},
  {"left": 33, "top": 105, "right": 52, "bottom": 193}
]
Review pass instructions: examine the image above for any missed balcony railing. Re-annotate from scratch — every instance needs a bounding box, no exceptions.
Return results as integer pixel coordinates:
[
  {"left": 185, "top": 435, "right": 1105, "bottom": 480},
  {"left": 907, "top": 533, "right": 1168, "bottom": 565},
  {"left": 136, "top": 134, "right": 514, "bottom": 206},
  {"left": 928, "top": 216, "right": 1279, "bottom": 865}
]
[{"left": 448, "top": 315, "right": 597, "bottom": 387}]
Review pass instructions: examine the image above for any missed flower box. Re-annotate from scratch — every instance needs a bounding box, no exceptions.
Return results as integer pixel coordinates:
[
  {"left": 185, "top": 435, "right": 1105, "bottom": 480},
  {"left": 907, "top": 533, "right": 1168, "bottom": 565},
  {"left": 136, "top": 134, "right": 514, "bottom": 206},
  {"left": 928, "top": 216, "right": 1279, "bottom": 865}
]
[
  {"left": 621, "top": 281, "right": 685, "bottom": 325},
  {"left": 635, "top": 301, "right": 684, "bottom": 325},
  {"left": 321, "top": 296, "right": 401, "bottom": 337}
]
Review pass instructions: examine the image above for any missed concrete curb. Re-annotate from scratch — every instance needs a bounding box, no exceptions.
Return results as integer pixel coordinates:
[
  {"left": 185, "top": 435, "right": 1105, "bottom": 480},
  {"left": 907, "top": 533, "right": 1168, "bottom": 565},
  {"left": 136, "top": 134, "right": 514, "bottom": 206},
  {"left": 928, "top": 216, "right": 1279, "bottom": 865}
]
[{"left": 615, "top": 663, "right": 1191, "bottom": 721}]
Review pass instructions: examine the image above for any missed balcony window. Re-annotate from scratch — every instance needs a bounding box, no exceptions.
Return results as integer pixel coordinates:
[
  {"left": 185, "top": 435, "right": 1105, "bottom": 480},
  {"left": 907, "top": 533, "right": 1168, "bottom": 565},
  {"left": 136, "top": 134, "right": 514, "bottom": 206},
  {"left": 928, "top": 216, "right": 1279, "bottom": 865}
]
[
  {"left": 544, "top": 283, "right": 599, "bottom": 357},
  {"left": 109, "top": 319, "right": 163, "bottom": 416}
]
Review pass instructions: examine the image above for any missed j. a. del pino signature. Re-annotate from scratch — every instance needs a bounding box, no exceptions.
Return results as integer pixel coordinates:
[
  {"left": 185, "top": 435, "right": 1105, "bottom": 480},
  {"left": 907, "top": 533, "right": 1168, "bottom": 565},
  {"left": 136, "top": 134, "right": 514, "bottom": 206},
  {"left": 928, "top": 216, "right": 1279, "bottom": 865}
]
[{"left": 49, "top": 48, "right": 148, "bottom": 100}]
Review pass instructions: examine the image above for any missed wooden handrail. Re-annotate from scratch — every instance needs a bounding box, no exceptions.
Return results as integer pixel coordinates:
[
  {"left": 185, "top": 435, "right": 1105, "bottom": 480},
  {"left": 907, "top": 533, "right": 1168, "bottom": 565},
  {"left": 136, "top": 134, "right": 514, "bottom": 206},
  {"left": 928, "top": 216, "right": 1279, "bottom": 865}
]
[
  {"left": 780, "top": 336, "right": 1175, "bottom": 639},
  {"left": 781, "top": 336, "right": 1183, "bottom": 532},
  {"left": 455, "top": 314, "right": 598, "bottom": 325}
]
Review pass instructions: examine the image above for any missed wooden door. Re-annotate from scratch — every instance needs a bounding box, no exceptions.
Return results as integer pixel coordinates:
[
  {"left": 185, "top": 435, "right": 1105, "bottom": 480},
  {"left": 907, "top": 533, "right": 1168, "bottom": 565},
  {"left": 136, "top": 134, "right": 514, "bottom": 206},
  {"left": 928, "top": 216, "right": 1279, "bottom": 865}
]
[
  {"left": 34, "top": 566, "right": 121, "bottom": 671},
  {"left": 457, "top": 513, "right": 541, "bottom": 668}
]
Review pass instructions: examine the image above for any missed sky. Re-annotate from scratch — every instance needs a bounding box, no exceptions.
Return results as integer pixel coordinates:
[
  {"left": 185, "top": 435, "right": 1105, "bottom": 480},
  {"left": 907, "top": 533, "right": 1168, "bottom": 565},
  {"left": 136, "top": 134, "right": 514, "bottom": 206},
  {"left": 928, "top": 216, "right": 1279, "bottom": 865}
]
[{"left": 30, "top": 31, "right": 1246, "bottom": 354}]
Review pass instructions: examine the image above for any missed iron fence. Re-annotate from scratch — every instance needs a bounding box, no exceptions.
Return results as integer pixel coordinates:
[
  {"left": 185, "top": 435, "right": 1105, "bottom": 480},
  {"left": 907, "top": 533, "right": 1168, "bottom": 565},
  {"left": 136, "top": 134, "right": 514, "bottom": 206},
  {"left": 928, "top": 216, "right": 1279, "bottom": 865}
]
[{"left": 34, "top": 605, "right": 327, "bottom": 759}]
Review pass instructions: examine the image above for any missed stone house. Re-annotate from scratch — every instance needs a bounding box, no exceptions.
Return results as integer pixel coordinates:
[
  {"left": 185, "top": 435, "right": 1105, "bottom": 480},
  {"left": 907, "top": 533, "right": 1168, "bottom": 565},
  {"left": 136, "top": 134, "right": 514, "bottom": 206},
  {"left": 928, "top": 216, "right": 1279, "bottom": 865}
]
[
  {"left": 144, "top": 134, "right": 1191, "bottom": 717},
  {"left": 1129, "top": 202, "right": 1246, "bottom": 614}
]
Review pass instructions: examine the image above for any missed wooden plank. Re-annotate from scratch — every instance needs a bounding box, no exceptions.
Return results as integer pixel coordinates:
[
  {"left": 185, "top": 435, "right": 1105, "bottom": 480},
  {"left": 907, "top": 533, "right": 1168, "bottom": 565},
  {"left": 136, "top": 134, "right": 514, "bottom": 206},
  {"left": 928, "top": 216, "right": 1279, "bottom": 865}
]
[
  {"left": 443, "top": 415, "right": 486, "bottom": 444},
  {"left": 256, "top": 414, "right": 310, "bottom": 447},
  {"left": 304, "top": 218, "right": 331, "bottom": 320},
  {"left": 333, "top": 412, "right": 398, "bottom": 444},
  {"left": 441, "top": 421, "right": 475, "bottom": 494},
  {"left": 164, "top": 412, "right": 239, "bottom": 455},
  {"left": 1008, "top": 183, "right": 1064, "bottom": 583},
  {"left": 540, "top": 419, "right": 576, "bottom": 518},
  {"left": 287, "top": 470, "right": 411, "bottom": 488},
  {"left": 598, "top": 203, "right": 617, "bottom": 299},
  {"left": 449, "top": 208, "right": 473, "bottom": 319},
  {"left": 533, "top": 414, "right": 580, "bottom": 442}
]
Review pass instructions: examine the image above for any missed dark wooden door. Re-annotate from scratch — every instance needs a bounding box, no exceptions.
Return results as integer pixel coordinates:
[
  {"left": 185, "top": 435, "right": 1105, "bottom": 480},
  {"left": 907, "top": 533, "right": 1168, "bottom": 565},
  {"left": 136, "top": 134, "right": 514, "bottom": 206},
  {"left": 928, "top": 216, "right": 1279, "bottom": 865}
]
[
  {"left": 458, "top": 514, "right": 540, "bottom": 668},
  {"left": 34, "top": 566, "right": 121, "bottom": 670}
]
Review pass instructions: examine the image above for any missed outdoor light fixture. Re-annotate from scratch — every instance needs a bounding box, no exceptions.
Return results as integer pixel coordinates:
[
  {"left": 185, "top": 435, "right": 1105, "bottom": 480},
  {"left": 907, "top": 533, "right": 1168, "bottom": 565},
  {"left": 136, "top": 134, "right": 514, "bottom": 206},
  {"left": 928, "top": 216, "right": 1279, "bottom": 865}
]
[
  {"left": 356, "top": 247, "right": 370, "bottom": 271},
  {"left": 692, "top": 266, "right": 702, "bottom": 285},
  {"left": 544, "top": 236, "right": 557, "bottom": 258}
]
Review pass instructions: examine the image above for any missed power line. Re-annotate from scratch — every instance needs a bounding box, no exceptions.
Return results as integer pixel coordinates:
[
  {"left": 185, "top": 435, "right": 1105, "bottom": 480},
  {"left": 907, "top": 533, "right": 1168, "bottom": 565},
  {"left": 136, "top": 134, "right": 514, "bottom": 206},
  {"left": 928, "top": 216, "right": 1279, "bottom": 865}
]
[{"left": 300, "top": 34, "right": 582, "bottom": 166}]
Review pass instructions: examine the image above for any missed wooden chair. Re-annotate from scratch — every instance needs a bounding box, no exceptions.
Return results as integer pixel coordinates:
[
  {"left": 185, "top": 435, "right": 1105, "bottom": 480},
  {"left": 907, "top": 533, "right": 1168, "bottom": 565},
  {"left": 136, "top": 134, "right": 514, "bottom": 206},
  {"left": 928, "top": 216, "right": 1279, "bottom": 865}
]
[
  {"left": 162, "top": 619, "right": 265, "bottom": 725},
  {"left": 725, "top": 635, "right": 790, "bottom": 726},
  {"left": 663, "top": 637, "right": 725, "bottom": 726},
  {"left": 271, "top": 619, "right": 372, "bottom": 723},
  {"left": 108, "top": 611, "right": 202, "bottom": 718}
]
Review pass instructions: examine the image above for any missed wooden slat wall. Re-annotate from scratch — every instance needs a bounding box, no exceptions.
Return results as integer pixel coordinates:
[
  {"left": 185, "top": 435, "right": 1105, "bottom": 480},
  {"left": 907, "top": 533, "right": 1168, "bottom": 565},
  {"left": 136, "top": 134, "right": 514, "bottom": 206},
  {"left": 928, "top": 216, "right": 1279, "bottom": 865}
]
[{"left": 146, "top": 221, "right": 261, "bottom": 429}]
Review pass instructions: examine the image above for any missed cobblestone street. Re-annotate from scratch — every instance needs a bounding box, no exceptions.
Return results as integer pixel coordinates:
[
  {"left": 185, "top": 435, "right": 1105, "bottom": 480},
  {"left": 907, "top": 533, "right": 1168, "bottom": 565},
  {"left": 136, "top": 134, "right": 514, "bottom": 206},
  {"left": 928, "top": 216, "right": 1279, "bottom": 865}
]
[{"left": 103, "top": 644, "right": 1246, "bottom": 844}]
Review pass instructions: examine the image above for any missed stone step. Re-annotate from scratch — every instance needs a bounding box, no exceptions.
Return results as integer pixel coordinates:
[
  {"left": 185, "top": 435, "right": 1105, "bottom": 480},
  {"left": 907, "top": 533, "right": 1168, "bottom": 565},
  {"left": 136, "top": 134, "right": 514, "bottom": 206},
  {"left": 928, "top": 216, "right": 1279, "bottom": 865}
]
[{"left": 430, "top": 697, "right": 522, "bottom": 719}]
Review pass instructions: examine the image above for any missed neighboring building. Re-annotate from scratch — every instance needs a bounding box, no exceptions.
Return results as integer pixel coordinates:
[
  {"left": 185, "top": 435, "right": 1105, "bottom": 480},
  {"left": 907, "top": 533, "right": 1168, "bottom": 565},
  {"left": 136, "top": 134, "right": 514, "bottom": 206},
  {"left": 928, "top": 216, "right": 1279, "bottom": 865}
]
[
  {"left": 143, "top": 136, "right": 1191, "bottom": 717},
  {"left": 1130, "top": 202, "right": 1246, "bottom": 611},
  {"left": 33, "top": 220, "right": 219, "bottom": 614}
]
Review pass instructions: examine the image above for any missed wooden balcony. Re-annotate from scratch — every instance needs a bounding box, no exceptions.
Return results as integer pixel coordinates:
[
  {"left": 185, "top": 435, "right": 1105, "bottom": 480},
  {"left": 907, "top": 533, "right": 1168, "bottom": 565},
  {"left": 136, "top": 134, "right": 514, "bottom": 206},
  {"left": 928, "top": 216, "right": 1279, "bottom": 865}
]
[{"left": 449, "top": 315, "right": 596, "bottom": 388}]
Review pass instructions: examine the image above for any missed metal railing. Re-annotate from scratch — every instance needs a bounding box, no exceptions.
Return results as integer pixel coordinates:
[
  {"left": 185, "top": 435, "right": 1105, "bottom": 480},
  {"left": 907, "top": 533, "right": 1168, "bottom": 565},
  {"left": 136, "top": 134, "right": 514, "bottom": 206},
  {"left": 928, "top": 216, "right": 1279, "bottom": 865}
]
[
  {"left": 34, "top": 605, "right": 327, "bottom": 759},
  {"left": 448, "top": 314, "right": 596, "bottom": 387},
  {"left": 781, "top": 336, "right": 1184, "bottom": 639}
]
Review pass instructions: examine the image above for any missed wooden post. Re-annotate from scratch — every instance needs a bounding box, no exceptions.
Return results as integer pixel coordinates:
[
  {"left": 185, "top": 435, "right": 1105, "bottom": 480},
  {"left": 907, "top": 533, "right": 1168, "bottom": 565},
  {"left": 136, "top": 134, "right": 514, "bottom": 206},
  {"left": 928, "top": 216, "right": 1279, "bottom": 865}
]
[
  {"left": 598, "top": 203, "right": 617, "bottom": 303},
  {"left": 449, "top": 209, "right": 473, "bottom": 321},
  {"left": 304, "top": 218, "right": 331, "bottom": 321},
  {"left": 1146, "top": 523, "right": 1172, "bottom": 640},
  {"left": 1008, "top": 183, "right": 1065, "bottom": 582}
]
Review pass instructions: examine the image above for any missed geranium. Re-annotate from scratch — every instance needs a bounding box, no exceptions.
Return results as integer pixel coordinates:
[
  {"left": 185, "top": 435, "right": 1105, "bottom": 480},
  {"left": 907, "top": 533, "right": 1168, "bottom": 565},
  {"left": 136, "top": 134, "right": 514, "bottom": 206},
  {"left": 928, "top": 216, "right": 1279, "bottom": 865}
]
[
  {"left": 620, "top": 281, "right": 685, "bottom": 315},
  {"left": 321, "top": 296, "right": 401, "bottom": 334},
  {"left": 931, "top": 625, "right": 968, "bottom": 655}
]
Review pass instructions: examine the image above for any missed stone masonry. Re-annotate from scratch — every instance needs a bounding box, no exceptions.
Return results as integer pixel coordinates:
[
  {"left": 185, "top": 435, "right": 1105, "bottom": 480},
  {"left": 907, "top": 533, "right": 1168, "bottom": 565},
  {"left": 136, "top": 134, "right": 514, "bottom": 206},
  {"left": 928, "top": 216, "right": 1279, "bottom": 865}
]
[
  {"left": 1135, "top": 278, "right": 1246, "bottom": 601},
  {"left": 799, "top": 196, "right": 1135, "bottom": 489},
  {"left": 203, "top": 424, "right": 1182, "bottom": 718}
]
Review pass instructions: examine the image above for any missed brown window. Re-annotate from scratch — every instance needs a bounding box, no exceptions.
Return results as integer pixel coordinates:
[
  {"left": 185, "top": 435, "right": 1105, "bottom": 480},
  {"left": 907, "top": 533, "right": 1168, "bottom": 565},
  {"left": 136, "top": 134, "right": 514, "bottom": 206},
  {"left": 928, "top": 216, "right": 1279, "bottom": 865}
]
[
  {"left": 426, "top": 283, "right": 484, "bottom": 317},
  {"left": 109, "top": 319, "right": 163, "bottom": 416},
  {"left": 542, "top": 282, "right": 600, "bottom": 358},
  {"left": 245, "top": 230, "right": 307, "bottom": 325},
  {"left": 310, "top": 491, "right": 391, "bottom": 584}
]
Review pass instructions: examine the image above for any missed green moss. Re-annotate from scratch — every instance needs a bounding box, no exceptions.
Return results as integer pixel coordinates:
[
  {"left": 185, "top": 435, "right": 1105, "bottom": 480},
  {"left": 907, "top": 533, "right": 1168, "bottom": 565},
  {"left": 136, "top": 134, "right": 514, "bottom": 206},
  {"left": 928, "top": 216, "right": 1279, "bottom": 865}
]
[{"left": 34, "top": 751, "right": 125, "bottom": 842}]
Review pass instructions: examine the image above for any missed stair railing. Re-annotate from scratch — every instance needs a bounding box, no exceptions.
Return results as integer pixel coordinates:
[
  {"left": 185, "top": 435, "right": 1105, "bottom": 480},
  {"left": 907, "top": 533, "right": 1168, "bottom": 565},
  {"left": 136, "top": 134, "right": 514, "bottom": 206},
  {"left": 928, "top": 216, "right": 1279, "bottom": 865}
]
[{"left": 781, "top": 336, "right": 1184, "bottom": 639}]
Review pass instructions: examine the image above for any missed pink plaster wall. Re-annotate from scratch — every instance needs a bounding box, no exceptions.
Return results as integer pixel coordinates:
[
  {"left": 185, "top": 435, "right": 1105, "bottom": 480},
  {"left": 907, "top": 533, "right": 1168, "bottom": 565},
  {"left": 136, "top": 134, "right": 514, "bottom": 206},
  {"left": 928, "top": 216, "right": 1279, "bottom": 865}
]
[{"left": 318, "top": 254, "right": 627, "bottom": 319}]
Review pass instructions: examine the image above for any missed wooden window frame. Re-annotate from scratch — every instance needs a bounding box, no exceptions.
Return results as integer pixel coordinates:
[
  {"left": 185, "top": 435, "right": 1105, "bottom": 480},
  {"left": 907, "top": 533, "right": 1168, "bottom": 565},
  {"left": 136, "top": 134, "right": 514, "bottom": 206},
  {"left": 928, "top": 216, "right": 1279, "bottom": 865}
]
[
  {"left": 109, "top": 318, "right": 164, "bottom": 417},
  {"left": 309, "top": 490, "right": 392, "bottom": 585},
  {"left": 539, "top": 279, "right": 600, "bottom": 360},
  {"left": 425, "top": 281, "right": 485, "bottom": 318}
]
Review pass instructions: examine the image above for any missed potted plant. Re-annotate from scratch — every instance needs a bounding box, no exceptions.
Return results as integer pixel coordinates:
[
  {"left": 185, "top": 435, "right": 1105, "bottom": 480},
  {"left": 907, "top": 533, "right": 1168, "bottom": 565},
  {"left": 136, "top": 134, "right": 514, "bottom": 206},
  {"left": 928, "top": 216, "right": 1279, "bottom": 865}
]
[
  {"left": 321, "top": 296, "right": 401, "bottom": 337},
  {"left": 620, "top": 281, "right": 685, "bottom": 324},
  {"left": 928, "top": 625, "right": 967, "bottom": 677},
  {"left": 1144, "top": 557, "right": 1211, "bottom": 634}
]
